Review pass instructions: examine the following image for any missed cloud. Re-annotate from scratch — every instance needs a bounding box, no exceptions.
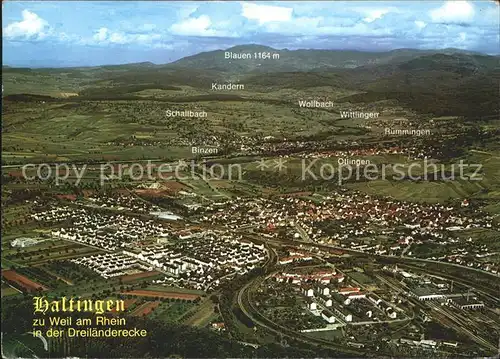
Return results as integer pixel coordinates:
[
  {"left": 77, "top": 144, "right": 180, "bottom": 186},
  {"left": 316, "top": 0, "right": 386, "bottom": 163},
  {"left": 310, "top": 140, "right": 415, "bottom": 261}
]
[
  {"left": 414, "top": 21, "right": 426, "bottom": 29},
  {"left": 362, "top": 9, "right": 391, "bottom": 23},
  {"left": 90, "top": 27, "right": 162, "bottom": 45},
  {"left": 241, "top": 3, "right": 293, "bottom": 24},
  {"left": 152, "top": 43, "right": 174, "bottom": 49},
  {"left": 264, "top": 19, "right": 392, "bottom": 37},
  {"left": 109, "top": 32, "right": 128, "bottom": 44},
  {"left": 429, "top": 1, "right": 475, "bottom": 24},
  {"left": 4, "top": 10, "right": 50, "bottom": 39},
  {"left": 136, "top": 33, "right": 161, "bottom": 44},
  {"left": 260, "top": 13, "right": 394, "bottom": 37},
  {"left": 171, "top": 15, "right": 211, "bottom": 35},
  {"left": 93, "top": 27, "right": 109, "bottom": 42},
  {"left": 170, "top": 15, "right": 234, "bottom": 37},
  {"left": 348, "top": 6, "right": 400, "bottom": 24}
]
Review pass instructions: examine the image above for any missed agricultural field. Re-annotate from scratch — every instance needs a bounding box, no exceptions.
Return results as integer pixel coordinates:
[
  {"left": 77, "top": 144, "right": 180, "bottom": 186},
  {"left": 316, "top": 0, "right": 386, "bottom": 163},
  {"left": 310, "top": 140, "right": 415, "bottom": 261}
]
[
  {"left": 122, "top": 289, "right": 201, "bottom": 301},
  {"left": 2, "top": 239, "right": 104, "bottom": 266},
  {"left": 1, "top": 269, "right": 48, "bottom": 292},
  {"left": 42, "top": 260, "right": 101, "bottom": 284},
  {"left": 182, "top": 298, "right": 217, "bottom": 328},
  {"left": 148, "top": 301, "right": 197, "bottom": 323},
  {"left": 1, "top": 281, "right": 21, "bottom": 297},
  {"left": 130, "top": 301, "right": 162, "bottom": 317},
  {"left": 119, "top": 271, "right": 163, "bottom": 283}
]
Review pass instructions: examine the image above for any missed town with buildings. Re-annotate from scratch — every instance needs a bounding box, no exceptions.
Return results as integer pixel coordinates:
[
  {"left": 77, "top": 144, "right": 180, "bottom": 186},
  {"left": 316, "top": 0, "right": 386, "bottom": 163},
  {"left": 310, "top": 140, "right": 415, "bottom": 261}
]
[{"left": 2, "top": 158, "right": 498, "bottom": 358}]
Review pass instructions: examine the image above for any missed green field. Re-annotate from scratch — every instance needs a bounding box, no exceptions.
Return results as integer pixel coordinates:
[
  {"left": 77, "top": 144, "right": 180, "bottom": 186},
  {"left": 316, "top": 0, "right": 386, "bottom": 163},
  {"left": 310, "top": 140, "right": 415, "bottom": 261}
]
[
  {"left": 145, "top": 285, "right": 206, "bottom": 296},
  {"left": 1, "top": 281, "right": 22, "bottom": 297},
  {"left": 148, "top": 301, "right": 196, "bottom": 322}
]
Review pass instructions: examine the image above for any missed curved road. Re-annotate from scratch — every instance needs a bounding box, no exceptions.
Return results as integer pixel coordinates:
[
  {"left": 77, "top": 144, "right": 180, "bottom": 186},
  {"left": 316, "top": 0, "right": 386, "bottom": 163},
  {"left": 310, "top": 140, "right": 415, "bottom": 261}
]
[{"left": 236, "top": 275, "right": 367, "bottom": 356}]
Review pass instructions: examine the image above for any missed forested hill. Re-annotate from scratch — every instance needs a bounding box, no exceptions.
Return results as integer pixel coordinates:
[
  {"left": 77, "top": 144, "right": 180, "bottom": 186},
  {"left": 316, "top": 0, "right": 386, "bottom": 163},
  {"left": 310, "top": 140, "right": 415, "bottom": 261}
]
[{"left": 169, "top": 44, "right": 489, "bottom": 73}]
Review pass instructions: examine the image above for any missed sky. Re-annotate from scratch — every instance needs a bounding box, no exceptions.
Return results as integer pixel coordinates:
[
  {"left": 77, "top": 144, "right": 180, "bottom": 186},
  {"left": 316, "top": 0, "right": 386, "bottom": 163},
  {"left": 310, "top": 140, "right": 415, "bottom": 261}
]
[{"left": 2, "top": 1, "right": 500, "bottom": 67}]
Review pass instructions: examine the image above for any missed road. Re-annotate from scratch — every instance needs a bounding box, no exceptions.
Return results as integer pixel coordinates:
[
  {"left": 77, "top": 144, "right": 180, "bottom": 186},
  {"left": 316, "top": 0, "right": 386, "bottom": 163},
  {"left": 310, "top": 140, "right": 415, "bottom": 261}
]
[
  {"left": 401, "top": 243, "right": 412, "bottom": 257},
  {"left": 294, "top": 223, "right": 311, "bottom": 242},
  {"left": 1, "top": 158, "right": 175, "bottom": 169},
  {"left": 204, "top": 271, "right": 236, "bottom": 291}
]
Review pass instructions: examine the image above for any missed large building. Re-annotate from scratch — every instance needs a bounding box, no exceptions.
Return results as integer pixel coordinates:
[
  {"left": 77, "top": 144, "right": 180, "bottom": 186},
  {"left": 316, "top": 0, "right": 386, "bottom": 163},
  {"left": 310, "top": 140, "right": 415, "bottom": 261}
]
[
  {"left": 448, "top": 296, "right": 484, "bottom": 310},
  {"left": 321, "top": 309, "right": 336, "bottom": 323},
  {"left": 410, "top": 286, "right": 446, "bottom": 301},
  {"left": 332, "top": 306, "right": 353, "bottom": 322}
]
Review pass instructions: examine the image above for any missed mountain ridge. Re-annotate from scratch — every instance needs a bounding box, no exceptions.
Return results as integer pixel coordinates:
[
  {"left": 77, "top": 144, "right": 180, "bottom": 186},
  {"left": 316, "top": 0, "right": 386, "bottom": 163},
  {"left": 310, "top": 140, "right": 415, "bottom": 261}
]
[
  {"left": 168, "top": 45, "right": 498, "bottom": 73},
  {"left": 3, "top": 45, "right": 498, "bottom": 71}
]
